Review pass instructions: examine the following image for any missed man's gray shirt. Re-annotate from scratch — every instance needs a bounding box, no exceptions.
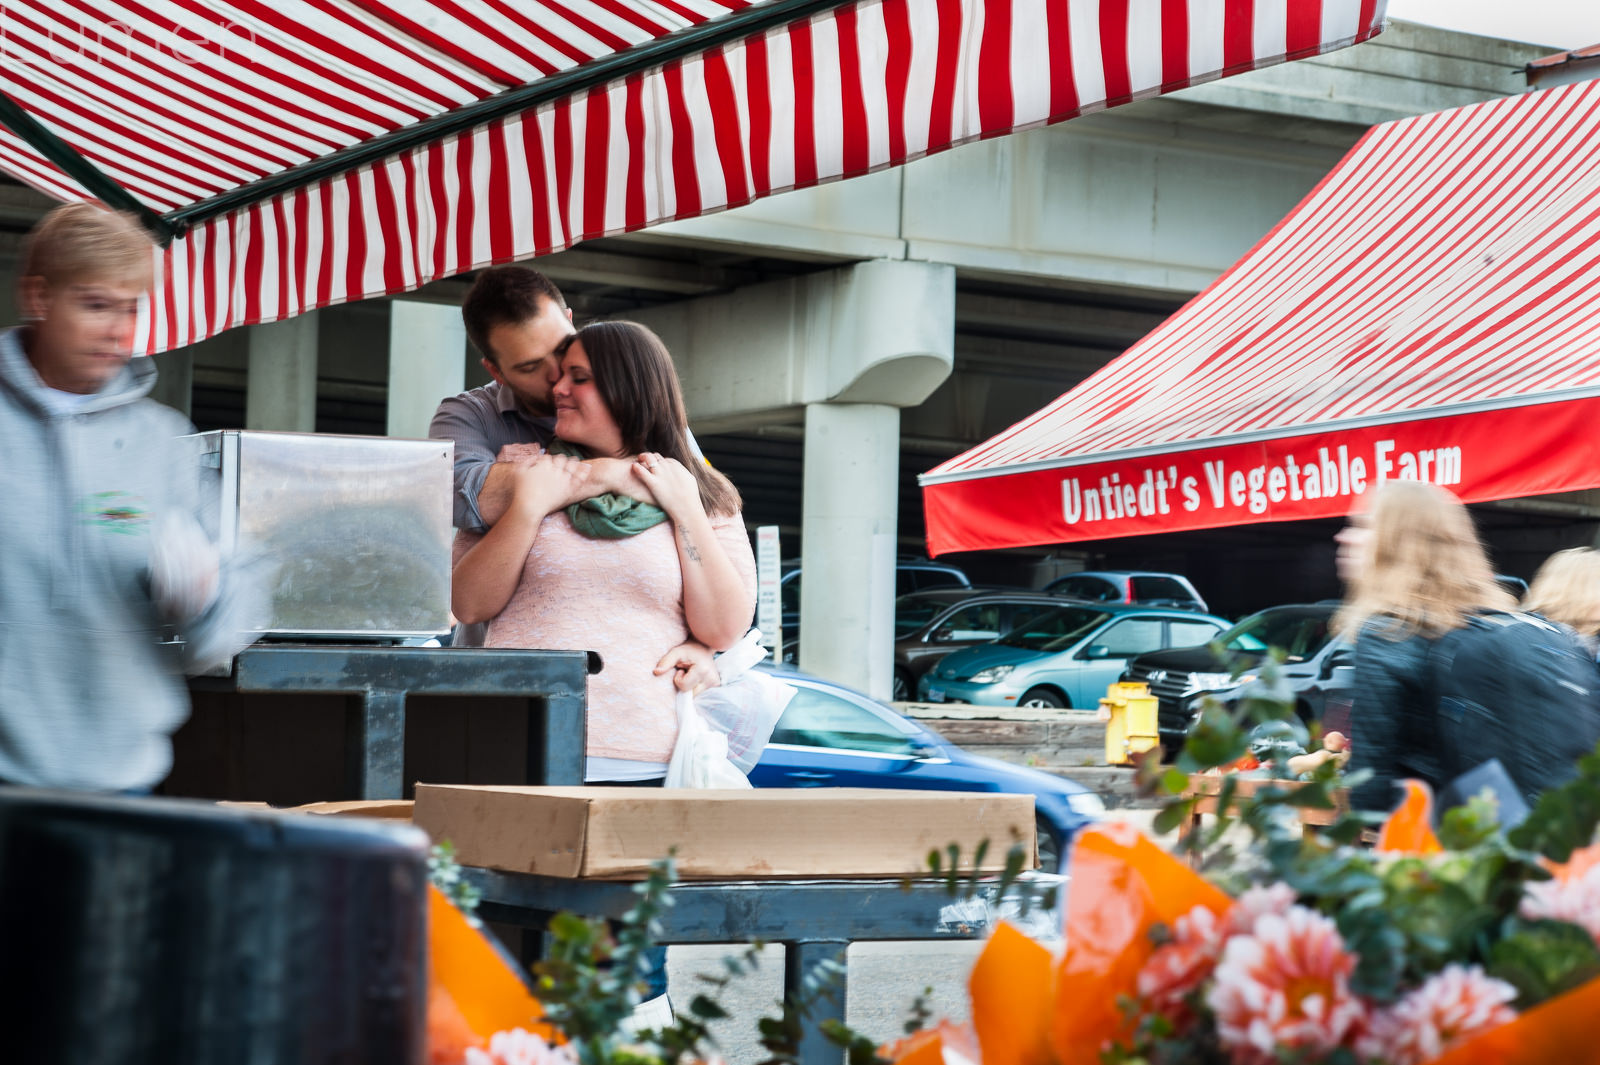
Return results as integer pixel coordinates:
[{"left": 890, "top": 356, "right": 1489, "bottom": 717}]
[{"left": 429, "top": 381, "right": 556, "bottom": 534}]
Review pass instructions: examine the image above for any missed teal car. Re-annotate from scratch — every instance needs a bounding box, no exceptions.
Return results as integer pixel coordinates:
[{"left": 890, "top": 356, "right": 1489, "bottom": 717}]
[{"left": 917, "top": 604, "right": 1230, "bottom": 709}]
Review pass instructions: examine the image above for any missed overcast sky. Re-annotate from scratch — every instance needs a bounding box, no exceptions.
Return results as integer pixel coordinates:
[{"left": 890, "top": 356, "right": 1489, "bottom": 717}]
[{"left": 1387, "top": 0, "right": 1600, "bottom": 49}]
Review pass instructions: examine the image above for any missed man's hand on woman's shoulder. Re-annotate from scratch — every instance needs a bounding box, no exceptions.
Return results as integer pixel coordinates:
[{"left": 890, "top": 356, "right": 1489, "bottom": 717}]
[
  {"left": 586, "top": 456, "right": 656, "bottom": 503},
  {"left": 509, "top": 451, "right": 594, "bottom": 518}
]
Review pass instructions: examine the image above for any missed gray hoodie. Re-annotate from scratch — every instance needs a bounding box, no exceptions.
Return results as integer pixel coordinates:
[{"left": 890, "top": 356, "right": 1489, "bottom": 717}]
[{"left": 0, "top": 327, "right": 254, "bottom": 790}]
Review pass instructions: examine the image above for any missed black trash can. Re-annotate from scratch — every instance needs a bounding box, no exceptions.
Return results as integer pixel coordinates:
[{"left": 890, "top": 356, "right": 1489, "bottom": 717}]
[{"left": 0, "top": 789, "right": 430, "bottom": 1065}]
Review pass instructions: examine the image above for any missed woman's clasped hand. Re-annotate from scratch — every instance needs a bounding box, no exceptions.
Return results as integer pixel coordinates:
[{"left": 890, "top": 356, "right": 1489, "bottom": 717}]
[{"left": 631, "top": 452, "right": 701, "bottom": 518}]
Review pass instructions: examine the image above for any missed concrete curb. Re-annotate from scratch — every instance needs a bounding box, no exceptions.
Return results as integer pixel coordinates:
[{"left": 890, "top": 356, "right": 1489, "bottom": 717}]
[{"left": 893, "top": 701, "right": 1162, "bottom": 810}]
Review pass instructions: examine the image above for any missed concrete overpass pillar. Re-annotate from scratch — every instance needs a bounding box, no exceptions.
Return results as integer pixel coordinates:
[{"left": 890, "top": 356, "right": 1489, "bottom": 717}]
[
  {"left": 801, "top": 402, "right": 901, "bottom": 697},
  {"left": 387, "top": 301, "right": 465, "bottom": 439},
  {"left": 246, "top": 312, "right": 319, "bottom": 432},
  {"left": 147, "top": 349, "right": 192, "bottom": 417}
]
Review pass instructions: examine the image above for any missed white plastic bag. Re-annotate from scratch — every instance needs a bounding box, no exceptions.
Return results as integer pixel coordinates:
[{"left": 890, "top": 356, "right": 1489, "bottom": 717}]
[
  {"left": 694, "top": 629, "right": 796, "bottom": 772},
  {"left": 695, "top": 672, "right": 795, "bottom": 772},
  {"left": 665, "top": 690, "right": 753, "bottom": 789}
]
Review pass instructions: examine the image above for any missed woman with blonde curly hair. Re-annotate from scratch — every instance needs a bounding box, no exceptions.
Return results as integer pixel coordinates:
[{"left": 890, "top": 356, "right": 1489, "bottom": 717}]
[
  {"left": 1333, "top": 480, "right": 1515, "bottom": 810},
  {"left": 1522, "top": 548, "right": 1600, "bottom": 655}
]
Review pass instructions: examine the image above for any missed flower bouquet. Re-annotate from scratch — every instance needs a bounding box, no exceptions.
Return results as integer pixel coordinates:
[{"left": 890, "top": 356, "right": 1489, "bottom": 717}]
[
  {"left": 424, "top": 851, "right": 877, "bottom": 1065},
  {"left": 888, "top": 679, "right": 1600, "bottom": 1065}
]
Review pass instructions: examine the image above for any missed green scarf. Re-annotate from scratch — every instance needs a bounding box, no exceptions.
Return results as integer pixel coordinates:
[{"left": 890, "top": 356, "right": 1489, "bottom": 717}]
[{"left": 548, "top": 440, "right": 669, "bottom": 539}]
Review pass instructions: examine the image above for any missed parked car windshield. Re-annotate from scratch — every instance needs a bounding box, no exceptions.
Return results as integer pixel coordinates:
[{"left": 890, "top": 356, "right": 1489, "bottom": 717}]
[
  {"left": 769, "top": 685, "right": 919, "bottom": 755},
  {"left": 1218, "top": 609, "right": 1333, "bottom": 663},
  {"left": 997, "top": 605, "right": 1110, "bottom": 653},
  {"left": 895, "top": 592, "right": 956, "bottom": 635}
]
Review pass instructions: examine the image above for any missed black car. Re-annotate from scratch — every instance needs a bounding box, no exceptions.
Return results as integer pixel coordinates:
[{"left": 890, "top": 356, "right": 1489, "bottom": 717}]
[{"left": 1120, "top": 603, "right": 1353, "bottom": 758}]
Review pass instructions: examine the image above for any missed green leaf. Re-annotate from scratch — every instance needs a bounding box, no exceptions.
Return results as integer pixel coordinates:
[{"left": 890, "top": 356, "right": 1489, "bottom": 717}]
[
  {"left": 1152, "top": 798, "right": 1195, "bottom": 836},
  {"left": 1488, "top": 918, "right": 1600, "bottom": 1006},
  {"left": 1437, "top": 792, "right": 1506, "bottom": 850},
  {"left": 1181, "top": 701, "right": 1248, "bottom": 770},
  {"left": 688, "top": 994, "right": 729, "bottom": 1021},
  {"left": 1279, "top": 782, "right": 1336, "bottom": 810},
  {"left": 1508, "top": 746, "right": 1600, "bottom": 862}
]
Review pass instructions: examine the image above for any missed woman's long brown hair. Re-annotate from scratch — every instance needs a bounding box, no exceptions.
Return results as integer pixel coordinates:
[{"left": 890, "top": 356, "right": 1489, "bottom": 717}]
[{"left": 560, "top": 320, "right": 742, "bottom": 517}]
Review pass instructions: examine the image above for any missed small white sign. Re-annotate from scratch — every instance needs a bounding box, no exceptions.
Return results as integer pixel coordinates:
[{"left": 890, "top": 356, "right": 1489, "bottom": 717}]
[{"left": 755, "top": 526, "right": 782, "bottom": 664}]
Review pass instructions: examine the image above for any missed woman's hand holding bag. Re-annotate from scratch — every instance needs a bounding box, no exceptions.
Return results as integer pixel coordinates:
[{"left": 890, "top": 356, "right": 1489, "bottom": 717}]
[{"left": 665, "top": 689, "right": 753, "bottom": 789}]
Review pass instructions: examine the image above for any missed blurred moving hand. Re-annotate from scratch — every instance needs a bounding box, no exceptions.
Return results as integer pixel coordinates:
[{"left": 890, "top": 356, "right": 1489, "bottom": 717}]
[{"left": 148, "top": 513, "right": 220, "bottom": 622}]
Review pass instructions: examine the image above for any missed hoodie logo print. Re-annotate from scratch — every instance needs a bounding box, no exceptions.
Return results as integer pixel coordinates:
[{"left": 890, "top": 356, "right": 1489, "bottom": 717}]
[{"left": 78, "top": 491, "right": 150, "bottom": 534}]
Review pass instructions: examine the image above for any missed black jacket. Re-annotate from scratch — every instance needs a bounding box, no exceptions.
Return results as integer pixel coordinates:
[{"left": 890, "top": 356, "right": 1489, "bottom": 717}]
[{"left": 1347, "top": 619, "right": 1441, "bottom": 812}]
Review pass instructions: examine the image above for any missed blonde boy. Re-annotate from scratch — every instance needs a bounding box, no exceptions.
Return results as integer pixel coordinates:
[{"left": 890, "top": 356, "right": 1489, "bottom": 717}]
[{"left": 0, "top": 204, "right": 255, "bottom": 790}]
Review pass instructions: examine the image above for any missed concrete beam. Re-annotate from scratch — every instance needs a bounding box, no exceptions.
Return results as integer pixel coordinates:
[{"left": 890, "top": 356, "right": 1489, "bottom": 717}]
[
  {"left": 955, "top": 291, "right": 1176, "bottom": 347},
  {"left": 1173, "top": 21, "right": 1542, "bottom": 128},
  {"left": 387, "top": 301, "right": 466, "bottom": 439},
  {"left": 245, "top": 312, "right": 318, "bottom": 432},
  {"left": 627, "top": 259, "right": 956, "bottom": 433},
  {"left": 618, "top": 24, "right": 1543, "bottom": 300}
]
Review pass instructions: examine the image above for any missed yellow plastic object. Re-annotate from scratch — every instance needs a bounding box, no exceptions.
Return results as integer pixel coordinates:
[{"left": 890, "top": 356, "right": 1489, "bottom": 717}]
[{"left": 1098, "top": 682, "right": 1158, "bottom": 766}]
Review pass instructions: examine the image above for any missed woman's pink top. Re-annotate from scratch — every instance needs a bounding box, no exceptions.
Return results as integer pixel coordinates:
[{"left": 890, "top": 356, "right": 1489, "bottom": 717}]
[{"left": 454, "top": 511, "right": 756, "bottom": 763}]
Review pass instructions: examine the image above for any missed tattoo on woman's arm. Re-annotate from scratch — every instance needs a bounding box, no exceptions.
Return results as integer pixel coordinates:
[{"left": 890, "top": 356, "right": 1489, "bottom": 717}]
[{"left": 681, "top": 528, "right": 702, "bottom": 563}]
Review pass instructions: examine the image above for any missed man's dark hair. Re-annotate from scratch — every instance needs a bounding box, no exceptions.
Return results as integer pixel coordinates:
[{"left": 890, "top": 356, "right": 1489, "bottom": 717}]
[
  {"left": 461, "top": 265, "right": 568, "bottom": 364},
  {"left": 558, "top": 320, "right": 741, "bottom": 517}
]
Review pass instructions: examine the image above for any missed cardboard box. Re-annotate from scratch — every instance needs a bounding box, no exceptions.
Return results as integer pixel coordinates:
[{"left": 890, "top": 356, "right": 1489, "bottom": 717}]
[
  {"left": 214, "top": 800, "right": 415, "bottom": 819},
  {"left": 287, "top": 799, "right": 416, "bottom": 820},
  {"left": 412, "top": 785, "right": 1035, "bottom": 879}
]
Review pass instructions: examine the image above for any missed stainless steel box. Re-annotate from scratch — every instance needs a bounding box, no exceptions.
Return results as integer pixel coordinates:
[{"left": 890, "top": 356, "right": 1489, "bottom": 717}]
[{"left": 196, "top": 431, "right": 453, "bottom": 639}]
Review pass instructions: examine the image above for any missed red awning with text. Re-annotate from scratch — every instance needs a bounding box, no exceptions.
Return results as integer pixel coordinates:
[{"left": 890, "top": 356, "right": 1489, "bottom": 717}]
[{"left": 920, "top": 77, "right": 1600, "bottom": 556}]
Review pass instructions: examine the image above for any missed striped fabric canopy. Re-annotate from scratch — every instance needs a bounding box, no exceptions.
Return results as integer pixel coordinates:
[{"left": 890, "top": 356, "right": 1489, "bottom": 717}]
[
  {"left": 921, "top": 77, "right": 1600, "bottom": 555},
  {"left": 0, "top": 0, "right": 1384, "bottom": 354}
]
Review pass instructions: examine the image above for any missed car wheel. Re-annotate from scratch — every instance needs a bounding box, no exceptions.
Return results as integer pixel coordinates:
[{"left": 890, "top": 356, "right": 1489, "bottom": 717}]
[
  {"left": 1036, "top": 817, "right": 1065, "bottom": 874},
  {"left": 892, "top": 669, "right": 914, "bottom": 702},
  {"left": 1018, "top": 687, "right": 1066, "bottom": 709}
]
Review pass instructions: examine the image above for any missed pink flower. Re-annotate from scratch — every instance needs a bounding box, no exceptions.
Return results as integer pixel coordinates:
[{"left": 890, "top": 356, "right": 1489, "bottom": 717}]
[
  {"left": 464, "top": 1029, "right": 577, "bottom": 1065},
  {"left": 1521, "top": 864, "right": 1600, "bottom": 944},
  {"left": 1205, "top": 906, "right": 1368, "bottom": 1065},
  {"left": 1226, "top": 883, "right": 1297, "bottom": 937},
  {"left": 1358, "top": 965, "right": 1517, "bottom": 1065},
  {"left": 1137, "top": 904, "right": 1225, "bottom": 1025}
]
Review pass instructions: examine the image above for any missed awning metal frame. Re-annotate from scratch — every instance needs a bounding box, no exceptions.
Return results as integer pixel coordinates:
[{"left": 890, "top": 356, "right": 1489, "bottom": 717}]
[
  {"left": 0, "top": 0, "right": 849, "bottom": 246},
  {"left": 0, "top": 91, "right": 174, "bottom": 240}
]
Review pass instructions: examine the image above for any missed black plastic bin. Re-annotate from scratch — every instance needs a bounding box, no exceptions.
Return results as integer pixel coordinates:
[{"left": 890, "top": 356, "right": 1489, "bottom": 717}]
[{"left": 0, "top": 788, "right": 430, "bottom": 1065}]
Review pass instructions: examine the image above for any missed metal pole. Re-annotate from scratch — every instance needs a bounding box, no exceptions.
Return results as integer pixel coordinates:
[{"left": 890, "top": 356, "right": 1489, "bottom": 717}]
[
  {"left": 346, "top": 690, "right": 406, "bottom": 800},
  {"left": 785, "top": 940, "right": 850, "bottom": 1065}
]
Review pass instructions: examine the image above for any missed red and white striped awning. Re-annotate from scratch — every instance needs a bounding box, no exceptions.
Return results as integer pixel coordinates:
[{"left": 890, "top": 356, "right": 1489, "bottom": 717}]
[
  {"left": 921, "top": 76, "right": 1600, "bottom": 556},
  {"left": 0, "top": 0, "right": 1385, "bottom": 354}
]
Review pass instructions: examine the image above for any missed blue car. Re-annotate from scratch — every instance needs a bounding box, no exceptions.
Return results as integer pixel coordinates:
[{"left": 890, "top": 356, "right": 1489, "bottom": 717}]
[
  {"left": 919, "top": 603, "right": 1230, "bottom": 709},
  {"left": 750, "top": 665, "right": 1105, "bottom": 871}
]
